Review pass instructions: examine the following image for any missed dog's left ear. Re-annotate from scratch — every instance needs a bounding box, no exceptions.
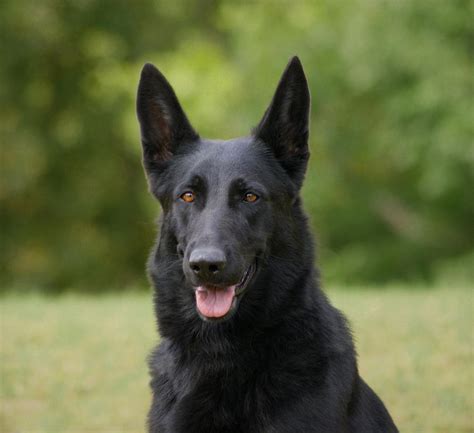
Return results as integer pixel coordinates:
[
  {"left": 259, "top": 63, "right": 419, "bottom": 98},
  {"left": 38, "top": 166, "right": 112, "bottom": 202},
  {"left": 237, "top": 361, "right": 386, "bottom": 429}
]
[
  {"left": 254, "top": 56, "right": 310, "bottom": 189},
  {"left": 136, "top": 63, "right": 199, "bottom": 178}
]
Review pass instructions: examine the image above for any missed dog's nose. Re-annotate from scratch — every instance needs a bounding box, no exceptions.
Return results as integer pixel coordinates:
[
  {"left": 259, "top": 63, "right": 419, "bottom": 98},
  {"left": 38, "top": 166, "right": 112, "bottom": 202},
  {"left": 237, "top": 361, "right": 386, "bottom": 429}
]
[{"left": 188, "top": 248, "right": 226, "bottom": 281}]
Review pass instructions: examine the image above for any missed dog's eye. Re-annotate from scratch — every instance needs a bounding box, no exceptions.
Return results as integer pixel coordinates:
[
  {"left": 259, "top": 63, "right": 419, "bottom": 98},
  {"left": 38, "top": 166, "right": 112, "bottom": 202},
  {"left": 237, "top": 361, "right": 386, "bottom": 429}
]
[
  {"left": 180, "top": 191, "right": 195, "bottom": 203},
  {"left": 243, "top": 192, "right": 259, "bottom": 203}
]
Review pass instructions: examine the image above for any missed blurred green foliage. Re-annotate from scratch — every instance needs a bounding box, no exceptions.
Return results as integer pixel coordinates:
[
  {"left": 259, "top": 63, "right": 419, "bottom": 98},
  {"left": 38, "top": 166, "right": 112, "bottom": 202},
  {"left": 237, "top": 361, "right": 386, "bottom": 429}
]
[{"left": 1, "top": 0, "right": 472, "bottom": 292}]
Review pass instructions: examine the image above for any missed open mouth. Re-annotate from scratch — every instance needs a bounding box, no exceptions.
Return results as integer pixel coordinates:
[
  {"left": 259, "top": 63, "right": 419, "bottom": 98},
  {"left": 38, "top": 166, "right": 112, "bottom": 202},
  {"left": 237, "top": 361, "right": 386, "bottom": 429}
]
[{"left": 194, "top": 261, "right": 257, "bottom": 321}]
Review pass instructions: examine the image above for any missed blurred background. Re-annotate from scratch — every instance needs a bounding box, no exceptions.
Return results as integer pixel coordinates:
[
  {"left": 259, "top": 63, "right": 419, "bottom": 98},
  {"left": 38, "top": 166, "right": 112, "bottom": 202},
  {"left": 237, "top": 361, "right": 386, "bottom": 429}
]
[
  {"left": 1, "top": 0, "right": 472, "bottom": 292},
  {"left": 1, "top": 1, "right": 473, "bottom": 432}
]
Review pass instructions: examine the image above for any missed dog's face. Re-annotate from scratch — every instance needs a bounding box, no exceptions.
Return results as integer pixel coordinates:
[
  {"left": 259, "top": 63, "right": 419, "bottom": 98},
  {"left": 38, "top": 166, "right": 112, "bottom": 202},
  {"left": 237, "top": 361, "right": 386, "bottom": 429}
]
[{"left": 137, "top": 57, "right": 310, "bottom": 322}]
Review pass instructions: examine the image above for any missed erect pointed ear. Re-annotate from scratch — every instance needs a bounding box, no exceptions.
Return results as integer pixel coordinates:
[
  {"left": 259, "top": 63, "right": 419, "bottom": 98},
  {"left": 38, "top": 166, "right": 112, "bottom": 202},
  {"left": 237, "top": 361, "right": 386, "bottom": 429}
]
[
  {"left": 253, "top": 56, "right": 311, "bottom": 189},
  {"left": 136, "top": 63, "right": 199, "bottom": 176}
]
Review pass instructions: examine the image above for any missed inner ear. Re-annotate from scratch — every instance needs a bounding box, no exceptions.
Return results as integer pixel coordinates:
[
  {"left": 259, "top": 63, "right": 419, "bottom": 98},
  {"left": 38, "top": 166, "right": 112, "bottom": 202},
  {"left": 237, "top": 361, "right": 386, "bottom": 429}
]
[
  {"left": 136, "top": 63, "right": 199, "bottom": 172},
  {"left": 146, "top": 99, "right": 173, "bottom": 162},
  {"left": 253, "top": 56, "right": 311, "bottom": 187}
]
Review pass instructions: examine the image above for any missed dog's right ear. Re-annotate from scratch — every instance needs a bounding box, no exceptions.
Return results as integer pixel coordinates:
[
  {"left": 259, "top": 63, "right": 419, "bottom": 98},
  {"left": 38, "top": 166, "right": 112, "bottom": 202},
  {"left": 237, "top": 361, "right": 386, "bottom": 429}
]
[
  {"left": 253, "top": 56, "right": 310, "bottom": 190},
  {"left": 136, "top": 63, "right": 199, "bottom": 178}
]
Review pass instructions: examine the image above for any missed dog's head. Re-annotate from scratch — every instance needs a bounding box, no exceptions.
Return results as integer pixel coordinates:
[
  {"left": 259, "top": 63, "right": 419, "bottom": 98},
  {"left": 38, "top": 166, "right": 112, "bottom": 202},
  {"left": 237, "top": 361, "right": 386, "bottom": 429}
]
[{"left": 137, "top": 57, "right": 310, "bottom": 322}]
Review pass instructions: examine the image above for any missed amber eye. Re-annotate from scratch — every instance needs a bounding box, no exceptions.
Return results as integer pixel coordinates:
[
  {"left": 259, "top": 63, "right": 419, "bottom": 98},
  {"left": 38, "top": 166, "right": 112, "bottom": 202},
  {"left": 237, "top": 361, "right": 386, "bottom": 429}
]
[
  {"left": 243, "top": 192, "right": 259, "bottom": 203},
  {"left": 180, "top": 191, "right": 195, "bottom": 203}
]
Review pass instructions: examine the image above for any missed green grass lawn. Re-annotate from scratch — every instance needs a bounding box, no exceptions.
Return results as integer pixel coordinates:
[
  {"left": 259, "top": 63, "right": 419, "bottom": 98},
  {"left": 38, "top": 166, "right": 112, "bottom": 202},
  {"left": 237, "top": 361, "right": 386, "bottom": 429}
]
[{"left": 1, "top": 286, "right": 472, "bottom": 433}]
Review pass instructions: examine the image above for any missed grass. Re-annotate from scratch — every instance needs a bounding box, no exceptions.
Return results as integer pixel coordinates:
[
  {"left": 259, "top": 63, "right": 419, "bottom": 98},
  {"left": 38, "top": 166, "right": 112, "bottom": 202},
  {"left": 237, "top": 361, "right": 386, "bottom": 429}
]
[{"left": 1, "top": 286, "right": 472, "bottom": 433}]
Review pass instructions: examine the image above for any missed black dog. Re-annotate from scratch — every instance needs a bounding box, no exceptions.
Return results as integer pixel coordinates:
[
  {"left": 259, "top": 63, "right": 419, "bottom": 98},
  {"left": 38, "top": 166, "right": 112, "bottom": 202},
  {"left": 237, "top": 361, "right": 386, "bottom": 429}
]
[{"left": 136, "top": 57, "right": 398, "bottom": 433}]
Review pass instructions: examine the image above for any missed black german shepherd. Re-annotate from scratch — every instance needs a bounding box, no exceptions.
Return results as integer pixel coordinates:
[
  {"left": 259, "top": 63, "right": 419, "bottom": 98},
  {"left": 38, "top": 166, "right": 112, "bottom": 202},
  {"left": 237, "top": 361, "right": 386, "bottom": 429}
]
[{"left": 136, "top": 57, "right": 398, "bottom": 433}]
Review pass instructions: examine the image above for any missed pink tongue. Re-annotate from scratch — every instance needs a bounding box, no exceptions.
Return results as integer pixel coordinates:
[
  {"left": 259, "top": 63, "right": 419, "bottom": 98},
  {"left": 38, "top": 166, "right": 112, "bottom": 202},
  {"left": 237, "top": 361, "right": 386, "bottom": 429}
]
[{"left": 195, "top": 285, "right": 236, "bottom": 318}]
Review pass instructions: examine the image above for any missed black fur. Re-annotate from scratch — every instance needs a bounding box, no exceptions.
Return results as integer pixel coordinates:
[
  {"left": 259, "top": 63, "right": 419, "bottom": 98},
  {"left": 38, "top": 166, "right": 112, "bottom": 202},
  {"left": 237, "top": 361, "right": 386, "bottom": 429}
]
[{"left": 136, "top": 57, "right": 398, "bottom": 433}]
